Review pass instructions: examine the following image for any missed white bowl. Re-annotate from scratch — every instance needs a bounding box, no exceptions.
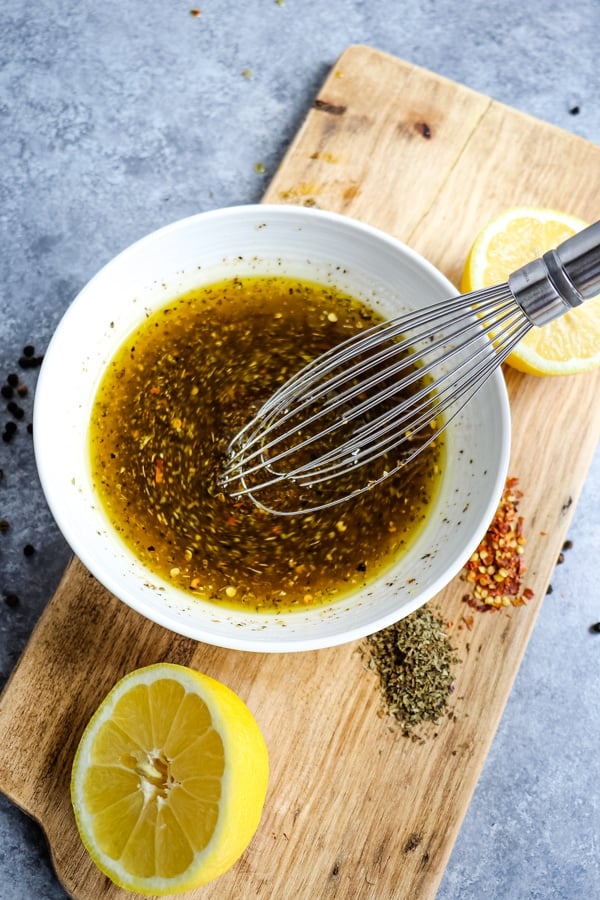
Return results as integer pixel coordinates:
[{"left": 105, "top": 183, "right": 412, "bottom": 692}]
[{"left": 34, "top": 205, "right": 510, "bottom": 652}]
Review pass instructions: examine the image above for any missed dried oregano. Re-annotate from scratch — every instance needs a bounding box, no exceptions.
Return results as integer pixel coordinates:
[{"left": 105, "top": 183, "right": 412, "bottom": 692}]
[{"left": 365, "top": 605, "right": 459, "bottom": 737}]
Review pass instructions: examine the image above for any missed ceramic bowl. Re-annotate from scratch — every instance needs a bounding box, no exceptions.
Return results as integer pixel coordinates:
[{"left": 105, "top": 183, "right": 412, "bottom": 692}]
[{"left": 34, "top": 205, "right": 510, "bottom": 652}]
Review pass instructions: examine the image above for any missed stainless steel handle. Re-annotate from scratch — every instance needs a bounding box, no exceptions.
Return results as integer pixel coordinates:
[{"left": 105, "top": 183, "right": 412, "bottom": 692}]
[
  {"left": 508, "top": 218, "right": 600, "bottom": 327},
  {"left": 553, "top": 219, "right": 600, "bottom": 300}
]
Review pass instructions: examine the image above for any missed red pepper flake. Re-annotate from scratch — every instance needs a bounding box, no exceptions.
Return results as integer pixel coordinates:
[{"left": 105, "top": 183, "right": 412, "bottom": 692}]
[
  {"left": 154, "top": 457, "right": 164, "bottom": 484},
  {"left": 149, "top": 386, "right": 161, "bottom": 395},
  {"left": 461, "top": 477, "right": 534, "bottom": 611}
]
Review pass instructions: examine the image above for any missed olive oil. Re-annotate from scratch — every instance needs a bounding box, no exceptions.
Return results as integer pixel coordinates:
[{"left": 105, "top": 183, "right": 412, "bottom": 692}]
[{"left": 89, "top": 275, "right": 443, "bottom": 612}]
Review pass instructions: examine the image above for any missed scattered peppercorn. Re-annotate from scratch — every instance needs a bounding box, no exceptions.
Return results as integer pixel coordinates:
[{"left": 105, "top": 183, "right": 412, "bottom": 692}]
[
  {"left": 18, "top": 353, "right": 43, "bottom": 369},
  {"left": 7, "top": 401, "right": 24, "bottom": 420},
  {"left": 590, "top": 622, "right": 600, "bottom": 634},
  {"left": 2, "top": 350, "right": 43, "bottom": 613},
  {"left": 556, "top": 552, "right": 565, "bottom": 565},
  {"left": 462, "top": 476, "right": 533, "bottom": 611}
]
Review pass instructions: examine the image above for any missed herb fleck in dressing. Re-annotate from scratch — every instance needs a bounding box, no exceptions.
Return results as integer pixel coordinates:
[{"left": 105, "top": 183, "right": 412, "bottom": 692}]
[{"left": 89, "top": 275, "right": 443, "bottom": 612}]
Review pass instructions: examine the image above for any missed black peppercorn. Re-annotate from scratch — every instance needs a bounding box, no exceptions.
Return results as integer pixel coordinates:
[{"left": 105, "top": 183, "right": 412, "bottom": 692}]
[
  {"left": 19, "top": 355, "right": 43, "bottom": 369},
  {"left": 590, "top": 622, "right": 600, "bottom": 634},
  {"left": 7, "top": 401, "right": 24, "bottom": 420}
]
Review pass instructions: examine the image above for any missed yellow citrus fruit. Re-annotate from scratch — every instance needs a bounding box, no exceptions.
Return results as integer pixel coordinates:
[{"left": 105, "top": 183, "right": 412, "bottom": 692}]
[
  {"left": 461, "top": 206, "right": 600, "bottom": 375},
  {"left": 71, "top": 663, "right": 269, "bottom": 895}
]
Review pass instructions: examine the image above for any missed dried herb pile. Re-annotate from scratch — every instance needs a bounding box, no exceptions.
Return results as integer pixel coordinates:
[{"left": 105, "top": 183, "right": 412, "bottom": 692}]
[{"left": 365, "top": 606, "right": 458, "bottom": 736}]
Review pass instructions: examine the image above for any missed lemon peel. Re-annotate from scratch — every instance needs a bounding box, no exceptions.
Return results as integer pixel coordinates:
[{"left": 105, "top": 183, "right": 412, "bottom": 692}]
[
  {"left": 461, "top": 206, "right": 600, "bottom": 376},
  {"left": 71, "top": 663, "right": 269, "bottom": 895}
]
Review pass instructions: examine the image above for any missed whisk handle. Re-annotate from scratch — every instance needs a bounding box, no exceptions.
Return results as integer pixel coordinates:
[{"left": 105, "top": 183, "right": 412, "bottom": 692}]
[
  {"left": 509, "top": 219, "right": 600, "bottom": 326},
  {"left": 554, "top": 219, "right": 600, "bottom": 299}
]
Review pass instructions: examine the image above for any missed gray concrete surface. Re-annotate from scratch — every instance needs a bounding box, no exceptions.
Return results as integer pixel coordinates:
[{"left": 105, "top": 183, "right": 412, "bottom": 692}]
[{"left": 1, "top": 1, "right": 599, "bottom": 897}]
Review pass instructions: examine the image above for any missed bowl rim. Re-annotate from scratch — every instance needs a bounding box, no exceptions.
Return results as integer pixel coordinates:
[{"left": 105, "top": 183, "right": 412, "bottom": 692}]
[{"left": 34, "top": 204, "right": 511, "bottom": 652}]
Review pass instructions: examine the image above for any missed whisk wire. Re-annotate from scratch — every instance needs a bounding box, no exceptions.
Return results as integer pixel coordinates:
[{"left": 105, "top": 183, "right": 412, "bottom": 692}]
[
  {"left": 266, "top": 305, "right": 530, "bottom": 486},
  {"left": 221, "top": 285, "right": 529, "bottom": 504},
  {"left": 218, "top": 220, "right": 600, "bottom": 514},
  {"left": 225, "top": 287, "right": 519, "bottom": 478}
]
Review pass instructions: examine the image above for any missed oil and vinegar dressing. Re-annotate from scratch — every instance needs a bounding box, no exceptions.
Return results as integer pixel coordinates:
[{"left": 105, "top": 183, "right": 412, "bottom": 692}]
[{"left": 89, "top": 275, "right": 444, "bottom": 613}]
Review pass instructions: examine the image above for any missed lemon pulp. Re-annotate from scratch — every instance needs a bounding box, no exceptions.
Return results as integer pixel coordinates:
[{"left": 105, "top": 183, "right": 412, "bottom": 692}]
[
  {"left": 71, "top": 664, "right": 269, "bottom": 895},
  {"left": 461, "top": 206, "right": 600, "bottom": 376}
]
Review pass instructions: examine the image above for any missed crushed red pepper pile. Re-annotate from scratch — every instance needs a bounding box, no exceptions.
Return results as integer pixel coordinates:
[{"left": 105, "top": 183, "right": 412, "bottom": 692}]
[{"left": 462, "top": 476, "right": 534, "bottom": 612}]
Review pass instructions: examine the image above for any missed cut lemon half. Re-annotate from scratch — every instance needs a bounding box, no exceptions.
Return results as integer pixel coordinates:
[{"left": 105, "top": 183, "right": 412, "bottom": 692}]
[
  {"left": 461, "top": 206, "right": 600, "bottom": 375},
  {"left": 71, "top": 663, "right": 269, "bottom": 896}
]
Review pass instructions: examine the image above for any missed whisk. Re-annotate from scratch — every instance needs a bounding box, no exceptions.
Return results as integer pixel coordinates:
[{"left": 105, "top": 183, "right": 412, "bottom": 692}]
[{"left": 220, "top": 221, "right": 600, "bottom": 515}]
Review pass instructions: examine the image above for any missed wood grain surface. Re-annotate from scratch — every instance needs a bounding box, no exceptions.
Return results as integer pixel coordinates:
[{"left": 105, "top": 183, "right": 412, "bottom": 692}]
[{"left": 1, "top": 45, "right": 599, "bottom": 900}]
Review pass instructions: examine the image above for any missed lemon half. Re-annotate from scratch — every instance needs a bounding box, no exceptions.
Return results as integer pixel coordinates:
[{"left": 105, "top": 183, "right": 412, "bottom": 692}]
[
  {"left": 461, "top": 206, "right": 600, "bottom": 375},
  {"left": 71, "top": 663, "right": 269, "bottom": 895}
]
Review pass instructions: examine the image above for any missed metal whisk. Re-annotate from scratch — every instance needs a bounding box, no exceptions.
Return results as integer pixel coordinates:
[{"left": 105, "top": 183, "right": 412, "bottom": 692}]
[{"left": 220, "top": 221, "right": 600, "bottom": 515}]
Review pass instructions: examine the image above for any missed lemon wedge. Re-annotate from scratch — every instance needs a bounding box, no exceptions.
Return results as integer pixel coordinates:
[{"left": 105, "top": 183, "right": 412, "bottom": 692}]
[
  {"left": 71, "top": 663, "right": 269, "bottom": 895},
  {"left": 461, "top": 206, "right": 600, "bottom": 375}
]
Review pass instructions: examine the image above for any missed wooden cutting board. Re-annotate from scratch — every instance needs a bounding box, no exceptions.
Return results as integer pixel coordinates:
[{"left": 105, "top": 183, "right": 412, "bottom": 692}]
[{"left": 1, "top": 45, "right": 600, "bottom": 900}]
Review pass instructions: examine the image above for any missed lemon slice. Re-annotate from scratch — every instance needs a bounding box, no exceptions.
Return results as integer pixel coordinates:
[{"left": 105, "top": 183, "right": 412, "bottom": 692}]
[
  {"left": 461, "top": 206, "right": 600, "bottom": 375},
  {"left": 71, "top": 663, "right": 269, "bottom": 895}
]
